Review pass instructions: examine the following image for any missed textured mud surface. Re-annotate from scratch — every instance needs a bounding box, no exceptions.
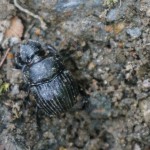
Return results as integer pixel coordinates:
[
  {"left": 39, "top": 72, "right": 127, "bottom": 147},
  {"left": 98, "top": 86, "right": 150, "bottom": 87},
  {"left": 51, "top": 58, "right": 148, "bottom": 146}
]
[{"left": 0, "top": 0, "right": 150, "bottom": 150}]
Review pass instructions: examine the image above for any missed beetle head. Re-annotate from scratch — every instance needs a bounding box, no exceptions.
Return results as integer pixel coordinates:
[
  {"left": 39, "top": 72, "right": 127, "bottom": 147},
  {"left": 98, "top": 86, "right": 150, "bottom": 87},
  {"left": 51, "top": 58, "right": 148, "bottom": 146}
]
[{"left": 19, "top": 40, "right": 42, "bottom": 64}]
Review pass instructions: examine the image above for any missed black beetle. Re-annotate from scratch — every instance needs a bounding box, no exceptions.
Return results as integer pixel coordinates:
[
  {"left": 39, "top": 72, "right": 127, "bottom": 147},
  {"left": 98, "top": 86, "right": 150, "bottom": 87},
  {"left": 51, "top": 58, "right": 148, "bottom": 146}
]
[{"left": 16, "top": 40, "right": 81, "bottom": 117}]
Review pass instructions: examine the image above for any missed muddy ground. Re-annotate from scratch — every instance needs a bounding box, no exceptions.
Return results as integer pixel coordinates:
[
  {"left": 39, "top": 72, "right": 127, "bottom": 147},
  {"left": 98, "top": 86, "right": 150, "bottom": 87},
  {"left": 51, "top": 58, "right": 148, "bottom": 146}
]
[{"left": 0, "top": 0, "right": 150, "bottom": 150}]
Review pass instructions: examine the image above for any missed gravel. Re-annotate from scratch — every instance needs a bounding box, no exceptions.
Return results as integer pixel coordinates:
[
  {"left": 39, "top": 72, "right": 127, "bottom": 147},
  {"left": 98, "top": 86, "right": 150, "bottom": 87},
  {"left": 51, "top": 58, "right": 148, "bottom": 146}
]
[{"left": 0, "top": 0, "right": 150, "bottom": 150}]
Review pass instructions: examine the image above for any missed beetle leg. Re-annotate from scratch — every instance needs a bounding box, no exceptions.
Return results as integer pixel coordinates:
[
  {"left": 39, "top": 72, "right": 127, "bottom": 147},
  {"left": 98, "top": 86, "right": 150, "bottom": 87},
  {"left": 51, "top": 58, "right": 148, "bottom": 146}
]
[
  {"left": 81, "top": 95, "right": 90, "bottom": 110},
  {"left": 70, "top": 95, "right": 89, "bottom": 112},
  {"left": 23, "top": 94, "right": 32, "bottom": 110},
  {"left": 23, "top": 84, "right": 31, "bottom": 109},
  {"left": 36, "top": 106, "right": 41, "bottom": 128},
  {"left": 15, "top": 52, "right": 24, "bottom": 69},
  {"left": 35, "top": 106, "right": 44, "bottom": 140},
  {"left": 46, "top": 45, "right": 57, "bottom": 54}
]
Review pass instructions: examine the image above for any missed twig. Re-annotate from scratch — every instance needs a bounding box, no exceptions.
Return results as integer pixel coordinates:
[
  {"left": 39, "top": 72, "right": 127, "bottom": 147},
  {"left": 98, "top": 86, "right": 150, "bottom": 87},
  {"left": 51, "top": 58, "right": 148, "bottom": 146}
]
[
  {"left": 24, "top": 20, "right": 36, "bottom": 38},
  {"left": 119, "top": 0, "right": 122, "bottom": 8},
  {"left": 145, "top": 43, "right": 150, "bottom": 46},
  {"left": 13, "top": 0, "right": 47, "bottom": 30},
  {"left": 142, "top": 43, "right": 150, "bottom": 49},
  {"left": 0, "top": 48, "right": 11, "bottom": 68}
]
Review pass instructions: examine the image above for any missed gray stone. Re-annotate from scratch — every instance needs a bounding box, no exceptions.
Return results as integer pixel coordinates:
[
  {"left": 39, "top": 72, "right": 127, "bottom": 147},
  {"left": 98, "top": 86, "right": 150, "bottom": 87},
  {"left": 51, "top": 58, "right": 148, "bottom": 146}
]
[
  {"left": 140, "top": 99, "right": 150, "bottom": 124},
  {"left": 106, "top": 8, "right": 121, "bottom": 22},
  {"left": 126, "top": 27, "right": 141, "bottom": 38},
  {"left": 89, "top": 92, "right": 112, "bottom": 119}
]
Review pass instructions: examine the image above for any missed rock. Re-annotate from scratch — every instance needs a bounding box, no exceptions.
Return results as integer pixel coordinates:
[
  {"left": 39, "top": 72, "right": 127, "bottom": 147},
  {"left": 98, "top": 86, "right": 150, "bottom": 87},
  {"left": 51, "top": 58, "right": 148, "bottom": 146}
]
[
  {"left": 126, "top": 27, "right": 141, "bottom": 38},
  {"left": 20, "top": 0, "right": 103, "bottom": 22},
  {"left": 0, "top": 32, "right": 4, "bottom": 43},
  {"left": 89, "top": 92, "right": 112, "bottom": 119},
  {"left": 10, "top": 84, "right": 19, "bottom": 96},
  {"left": 106, "top": 8, "right": 121, "bottom": 22},
  {"left": 8, "top": 69, "right": 22, "bottom": 84},
  {"left": 142, "top": 79, "right": 150, "bottom": 88},
  {"left": 133, "top": 144, "right": 141, "bottom": 150},
  {"left": 146, "top": 9, "right": 150, "bottom": 17},
  {"left": 55, "top": 0, "right": 86, "bottom": 12},
  {"left": 0, "top": 20, "right": 11, "bottom": 42},
  {"left": 140, "top": 99, "right": 150, "bottom": 124},
  {"left": 43, "top": 131, "right": 54, "bottom": 139},
  {"left": 0, "top": 1, "right": 16, "bottom": 19}
]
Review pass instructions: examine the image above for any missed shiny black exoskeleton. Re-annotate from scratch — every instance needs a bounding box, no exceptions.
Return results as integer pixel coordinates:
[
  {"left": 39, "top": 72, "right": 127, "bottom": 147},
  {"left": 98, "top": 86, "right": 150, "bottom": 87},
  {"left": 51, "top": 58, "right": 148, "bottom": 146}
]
[{"left": 16, "top": 40, "right": 79, "bottom": 116}]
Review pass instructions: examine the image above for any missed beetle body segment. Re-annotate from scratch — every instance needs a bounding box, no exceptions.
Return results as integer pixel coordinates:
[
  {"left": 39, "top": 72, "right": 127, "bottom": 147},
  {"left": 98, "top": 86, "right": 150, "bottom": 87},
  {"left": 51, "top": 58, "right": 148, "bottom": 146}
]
[
  {"left": 16, "top": 40, "right": 79, "bottom": 116},
  {"left": 23, "top": 56, "right": 64, "bottom": 84},
  {"left": 31, "top": 70, "right": 78, "bottom": 116}
]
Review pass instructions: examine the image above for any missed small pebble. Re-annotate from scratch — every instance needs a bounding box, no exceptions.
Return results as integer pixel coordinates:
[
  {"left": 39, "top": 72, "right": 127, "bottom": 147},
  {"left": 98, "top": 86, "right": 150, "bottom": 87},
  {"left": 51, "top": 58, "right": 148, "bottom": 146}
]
[
  {"left": 11, "top": 84, "right": 19, "bottom": 96},
  {"left": 146, "top": 9, "right": 150, "bottom": 17},
  {"left": 134, "top": 143, "right": 141, "bottom": 150},
  {"left": 107, "top": 9, "right": 120, "bottom": 22},
  {"left": 126, "top": 27, "right": 141, "bottom": 38},
  {"left": 140, "top": 100, "right": 150, "bottom": 123}
]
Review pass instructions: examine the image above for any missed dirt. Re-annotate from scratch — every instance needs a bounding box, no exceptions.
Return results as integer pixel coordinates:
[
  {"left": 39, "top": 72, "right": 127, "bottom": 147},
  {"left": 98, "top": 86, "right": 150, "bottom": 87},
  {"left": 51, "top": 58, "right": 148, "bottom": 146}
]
[{"left": 0, "top": 0, "right": 150, "bottom": 150}]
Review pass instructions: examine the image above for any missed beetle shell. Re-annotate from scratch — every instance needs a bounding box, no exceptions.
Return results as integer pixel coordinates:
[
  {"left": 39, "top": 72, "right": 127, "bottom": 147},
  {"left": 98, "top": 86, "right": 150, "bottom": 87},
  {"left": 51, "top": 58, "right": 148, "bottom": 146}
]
[
  {"left": 31, "top": 70, "right": 78, "bottom": 115},
  {"left": 16, "top": 40, "right": 79, "bottom": 116}
]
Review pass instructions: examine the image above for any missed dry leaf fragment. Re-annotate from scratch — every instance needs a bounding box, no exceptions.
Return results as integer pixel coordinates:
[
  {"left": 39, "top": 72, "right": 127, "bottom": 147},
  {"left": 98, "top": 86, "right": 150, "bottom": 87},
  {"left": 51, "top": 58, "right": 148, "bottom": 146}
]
[
  {"left": 113, "top": 22, "right": 125, "bottom": 34},
  {"left": 5, "top": 16, "right": 24, "bottom": 38},
  {"left": 12, "top": 102, "right": 22, "bottom": 119},
  {"left": 105, "top": 22, "right": 125, "bottom": 34},
  {"left": 35, "top": 28, "right": 41, "bottom": 36},
  {"left": 59, "top": 147, "right": 67, "bottom": 150},
  {"left": 0, "top": 145, "right": 5, "bottom": 150},
  {"left": 7, "top": 52, "right": 14, "bottom": 59},
  {"left": 105, "top": 25, "right": 114, "bottom": 32}
]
